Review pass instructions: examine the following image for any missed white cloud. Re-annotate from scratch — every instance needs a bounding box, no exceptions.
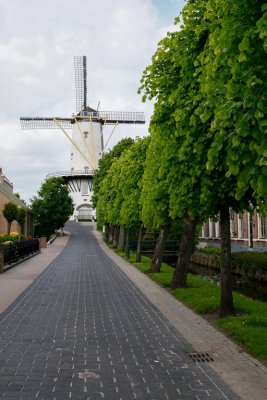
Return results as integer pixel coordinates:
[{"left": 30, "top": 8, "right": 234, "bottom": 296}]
[{"left": 0, "top": 0, "right": 184, "bottom": 202}]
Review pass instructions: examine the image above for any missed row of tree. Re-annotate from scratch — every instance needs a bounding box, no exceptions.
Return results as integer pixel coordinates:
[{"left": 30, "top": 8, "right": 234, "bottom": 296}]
[{"left": 93, "top": 0, "right": 267, "bottom": 317}]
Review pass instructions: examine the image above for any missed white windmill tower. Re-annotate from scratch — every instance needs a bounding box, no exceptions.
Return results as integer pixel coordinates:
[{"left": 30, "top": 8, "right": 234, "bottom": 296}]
[{"left": 20, "top": 56, "right": 145, "bottom": 221}]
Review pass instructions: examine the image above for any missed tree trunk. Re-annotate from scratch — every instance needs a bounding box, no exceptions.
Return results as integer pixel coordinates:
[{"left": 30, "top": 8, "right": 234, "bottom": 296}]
[
  {"left": 171, "top": 217, "right": 197, "bottom": 288},
  {"left": 104, "top": 224, "right": 110, "bottom": 242},
  {"left": 118, "top": 226, "right": 125, "bottom": 251},
  {"left": 219, "top": 205, "right": 234, "bottom": 317},
  {"left": 149, "top": 223, "right": 170, "bottom": 273},
  {"left": 125, "top": 227, "right": 130, "bottom": 259},
  {"left": 7, "top": 222, "right": 11, "bottom": 235},
  {"left": 112, "top": 226, "right": 119, "bottom": 248},
  {"left": 108, "top": 225, "right": 114, "bottom": 244},
  {"left": 136, "top": 224, "right": 144, "bottom": 262}
]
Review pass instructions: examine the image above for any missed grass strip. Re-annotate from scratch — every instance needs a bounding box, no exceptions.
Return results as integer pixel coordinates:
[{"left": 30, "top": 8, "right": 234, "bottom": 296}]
[{"left": 114, "top": 248, "right": 267, "bottom": 363}]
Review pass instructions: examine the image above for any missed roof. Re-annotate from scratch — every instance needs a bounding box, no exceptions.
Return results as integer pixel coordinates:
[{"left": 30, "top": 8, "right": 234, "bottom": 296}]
[{"left": 0, "top": 183, "right": 30, "bottom": 210}]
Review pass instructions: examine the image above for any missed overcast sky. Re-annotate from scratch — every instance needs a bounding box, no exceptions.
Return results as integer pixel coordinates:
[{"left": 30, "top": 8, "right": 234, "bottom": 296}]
[{"left": 0, "top": 0, "right": 185, "bottom": 203}]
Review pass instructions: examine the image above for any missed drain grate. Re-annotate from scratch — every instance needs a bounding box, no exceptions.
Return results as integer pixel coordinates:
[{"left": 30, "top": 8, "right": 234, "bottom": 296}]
[{"left": 188, "top": 352, "right": 214, "bottom": 362}]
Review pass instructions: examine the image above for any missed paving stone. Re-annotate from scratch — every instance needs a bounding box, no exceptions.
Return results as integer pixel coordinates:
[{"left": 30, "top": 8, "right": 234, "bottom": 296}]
[{"left": 0, "top": 223, "right": 239, "bottom": 400}]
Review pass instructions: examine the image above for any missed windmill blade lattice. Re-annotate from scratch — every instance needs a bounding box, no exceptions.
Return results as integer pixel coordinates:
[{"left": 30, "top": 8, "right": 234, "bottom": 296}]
[
  {"left": 99, "top": 111, "right": 145, "bottom": 124},
  {"left": 74, "top": 56, "right": 87, "bottom": 112},
  {"left": 20, "top": 117, "right": 72, "bottom": 130}
]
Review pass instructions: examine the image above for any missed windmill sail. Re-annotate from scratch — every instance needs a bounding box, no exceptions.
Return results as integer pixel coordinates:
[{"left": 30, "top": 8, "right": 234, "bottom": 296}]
[
  {"left": 74, "top": 56, "right": 87, "bottom": 112},
  {"left": 20, "top": 117, "right": 72, "bottom": 130}
]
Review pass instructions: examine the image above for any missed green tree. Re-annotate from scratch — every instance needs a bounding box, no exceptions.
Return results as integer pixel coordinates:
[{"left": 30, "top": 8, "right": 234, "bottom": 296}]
[
  {"left": 140, "top": 115, "right": 174, "bottom": 272},
  {"left": 31, "top": 177, "right": 74, "bottom": 239},
  {"left": 97, "top": 159, "right": 124, "bottom": 246},
  {"left": 2, "top": 202, "right": 18, "bottom": 234},
  {"left": 17, "top": 208, "right": 27, "bottom": 234},
  {"left": 118, "top": 137, "right": 150, "bottom": 261},
  {"left": 139, "top": 0, "right": 211, "bottom": 278}
]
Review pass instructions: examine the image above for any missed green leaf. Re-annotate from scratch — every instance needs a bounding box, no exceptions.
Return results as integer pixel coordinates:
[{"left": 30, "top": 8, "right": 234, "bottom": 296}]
[
  {"left": 239, "top": 37, "right": 251, "bottom": 53},
  {"left": 257, "top": 175, "right": 267, "bottom": 196}
]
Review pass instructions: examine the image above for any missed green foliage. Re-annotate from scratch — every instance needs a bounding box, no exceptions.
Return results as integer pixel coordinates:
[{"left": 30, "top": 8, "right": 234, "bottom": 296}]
[
  {"left": 31, "top": 177, "right": 74, "bottom": 239},
  {"left": 119, "top": 137, "right": 150, "bottom": 227},
  {"left": 197, "top": 0, "right": 267, "bottom": 211},
  {"left": 232, "top": 251, "right": 267, "bottom": 273},
  {"left": 195, "top": 247, "right": 267, "bottom": 274},
  {"left": 140, "top": 0, "right": 267, "bottom": 220},
  {"left": 139, "top": 0, "right": 222, "bottom": 227},
  {"left": 0, "top": 233, "right": 25, "bottom": 243},
  {"left": 96, "top": 137, "right": 149, "bottom": 229},
  {"left": 96, "top": 159, "right": 123, "bottom": 227},
  {"left": 140, "top": 124, "right": 173, "bottom": 228},
  {"left": 92, "top": 138, "right": 134, "bottom": 208},
  {"left": 16, "top": 208, "right": 27, "bottom": 227},
  {"left": 2, "top": 202, "right": 18, "bottom": 234}
]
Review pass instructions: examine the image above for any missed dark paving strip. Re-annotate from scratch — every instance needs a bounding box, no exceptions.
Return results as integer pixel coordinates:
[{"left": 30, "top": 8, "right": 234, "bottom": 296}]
[{"left": 0, "top": 222, "right": 239, "bottom": 400}]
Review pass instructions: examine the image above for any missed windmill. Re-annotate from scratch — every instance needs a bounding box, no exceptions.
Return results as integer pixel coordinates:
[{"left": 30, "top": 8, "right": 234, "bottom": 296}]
[{"left": 20, "top": 56, "right": 145, "bottom": 221}]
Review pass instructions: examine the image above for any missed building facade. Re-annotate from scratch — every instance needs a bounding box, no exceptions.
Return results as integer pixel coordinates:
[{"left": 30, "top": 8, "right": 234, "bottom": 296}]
[
  {"left": 0, "top": 168, "right": 33, "bottom": 236},
  {"left": 200, "top": 211, "right": 267, "bottom": 249}
]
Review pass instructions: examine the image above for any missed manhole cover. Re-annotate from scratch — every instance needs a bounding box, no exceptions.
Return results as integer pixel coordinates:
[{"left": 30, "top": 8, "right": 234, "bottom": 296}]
[
  {"left": 78, "top": 370, "right": 100, "bottom": 381},
  {"left": 188, "top": 352, "right": 214, "bottom": 362}
]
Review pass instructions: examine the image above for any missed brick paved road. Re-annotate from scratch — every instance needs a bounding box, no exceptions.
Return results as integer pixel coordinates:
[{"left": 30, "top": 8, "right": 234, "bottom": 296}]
[{"left": 0, "top": 223, "right": 239, "bottom": 400}]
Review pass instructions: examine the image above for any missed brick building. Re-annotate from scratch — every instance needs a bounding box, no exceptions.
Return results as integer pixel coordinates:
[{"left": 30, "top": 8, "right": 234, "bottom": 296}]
[
  {"left": 0, "top": 168, "right": 33, "bottom": 236},
  {"left": 200, "top": 211, "right": 267, "bottom": 249}
]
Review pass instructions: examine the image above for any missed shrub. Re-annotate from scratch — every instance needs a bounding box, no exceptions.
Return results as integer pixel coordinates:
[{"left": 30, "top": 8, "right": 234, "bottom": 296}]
[
  {"left": 3, "top": 241, "right": 13, "bottom": 246},
  {"left": 195, "top": 247, "right": 267, "bottom": 275},
  {"left": 232, "top": 252, "right": 267, "bottom": 273},
  {"left": 10, "top": 232, "right": 19, "bottom": 238},
  {"left": 0, "top": 233, "right": 25, "bottom": 244}
]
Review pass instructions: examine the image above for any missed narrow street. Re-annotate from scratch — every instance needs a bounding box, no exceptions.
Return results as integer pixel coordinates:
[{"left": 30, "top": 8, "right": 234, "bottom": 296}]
[{"left": 0, "top": 222, "right": 247, "bottom": 399}]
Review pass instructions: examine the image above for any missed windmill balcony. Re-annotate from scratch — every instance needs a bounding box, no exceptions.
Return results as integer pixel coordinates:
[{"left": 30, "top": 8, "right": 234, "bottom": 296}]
[{"left": 47, "top": 169, "right": 95, "bottom": 179}]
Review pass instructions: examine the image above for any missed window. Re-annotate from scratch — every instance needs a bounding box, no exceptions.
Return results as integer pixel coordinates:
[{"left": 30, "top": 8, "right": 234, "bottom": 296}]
[
  {"left": 83, "top": 131, "right": 88, "bottom": 139},
  {"left": 81, "top": 181, "right": 89, "bottom": 196},
  {"left": 258, "top": 216, "right": 266, "bottom": 239},
  {"left": 238, "top": 214, "right": 243, "bottom": 239}
]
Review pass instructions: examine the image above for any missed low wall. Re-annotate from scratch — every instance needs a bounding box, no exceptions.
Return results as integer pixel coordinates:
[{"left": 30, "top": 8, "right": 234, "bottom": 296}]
[{"left": 190, "top": 252, "right": 267, "bottom": 282}]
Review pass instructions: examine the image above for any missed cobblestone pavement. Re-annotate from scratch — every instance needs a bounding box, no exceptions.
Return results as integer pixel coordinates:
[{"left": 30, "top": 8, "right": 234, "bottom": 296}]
[{"left": 0, "top": 223, "right": 239, "bottom": 400}]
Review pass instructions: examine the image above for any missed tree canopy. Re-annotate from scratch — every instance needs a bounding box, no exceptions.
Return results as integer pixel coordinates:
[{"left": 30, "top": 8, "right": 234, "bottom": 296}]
[
  {"left": 92, "top": 137, "right": 134, "bottom": 209},
  {"left": 2, "top": 202, "right": 18, "bottom": 234},
  {"left": 31, "top": 177, "right": 74, "bottom": 239},
  {"left": 96, "top": 137, "right": 150, "bottom": 229}
]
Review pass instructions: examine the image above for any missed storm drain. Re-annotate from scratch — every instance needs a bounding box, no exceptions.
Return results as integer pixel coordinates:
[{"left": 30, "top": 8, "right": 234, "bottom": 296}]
[{"left": 188, "top": 352, "right": 214, "bottom": 362}]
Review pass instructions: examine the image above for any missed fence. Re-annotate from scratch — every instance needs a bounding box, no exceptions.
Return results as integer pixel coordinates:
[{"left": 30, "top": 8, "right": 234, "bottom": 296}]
[
  {"left": 2, "top": 239, "right": 40, "bottom": 266},
  {"left": 129, "top": 239, "right": 179, "bottom": 254}
]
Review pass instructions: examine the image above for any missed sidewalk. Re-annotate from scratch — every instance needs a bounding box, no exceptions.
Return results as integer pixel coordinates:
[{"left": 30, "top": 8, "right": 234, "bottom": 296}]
[
  {"left": 93, "top": 228, "right": 267, "bottom": 400},
  {"left": 0, "top": 235, "right": 69, "bottom": 313}
]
